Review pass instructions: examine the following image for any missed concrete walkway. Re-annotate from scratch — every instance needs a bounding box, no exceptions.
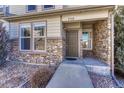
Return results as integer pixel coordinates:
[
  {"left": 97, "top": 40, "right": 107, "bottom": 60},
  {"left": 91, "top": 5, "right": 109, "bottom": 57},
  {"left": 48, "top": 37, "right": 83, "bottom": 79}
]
[
  {"left": 46, "top": 59, "right": 93, "bottom": 88},
  {"left": 83, "top": 57, "right": 110, "bottom": 76}
]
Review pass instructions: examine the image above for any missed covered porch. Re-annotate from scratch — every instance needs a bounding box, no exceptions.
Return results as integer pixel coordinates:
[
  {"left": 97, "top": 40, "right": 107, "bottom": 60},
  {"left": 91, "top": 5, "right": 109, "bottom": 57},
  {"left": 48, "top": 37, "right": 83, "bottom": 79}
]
[
  {"left": 62, "top": 19, "right": 112, "bottom": 65},
  {"left": 60, "top": 6, "right": 113, "bottom": 66}
]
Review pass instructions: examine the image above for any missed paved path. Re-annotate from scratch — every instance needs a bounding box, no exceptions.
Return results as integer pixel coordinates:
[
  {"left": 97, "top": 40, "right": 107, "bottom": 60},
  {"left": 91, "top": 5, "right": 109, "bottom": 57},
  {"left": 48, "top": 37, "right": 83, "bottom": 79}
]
[
  {"left": 83, "top": 57, "right": 110, "bottom": 76},
  {"left": 46, "top": 59, "right": 93, "bottom": 88}
]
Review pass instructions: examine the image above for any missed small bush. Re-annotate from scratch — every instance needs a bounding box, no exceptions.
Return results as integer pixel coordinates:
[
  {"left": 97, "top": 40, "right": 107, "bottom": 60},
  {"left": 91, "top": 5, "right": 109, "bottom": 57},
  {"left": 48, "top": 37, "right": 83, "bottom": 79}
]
[
  {"left": 30, "top": 67, "right": 53, "bottom": 88},
  {"left": 114, "top": 6, "right": 124, "bottom": 74},
  {"left": 0, "top": 22, "right": 8, "bottom": 65}
]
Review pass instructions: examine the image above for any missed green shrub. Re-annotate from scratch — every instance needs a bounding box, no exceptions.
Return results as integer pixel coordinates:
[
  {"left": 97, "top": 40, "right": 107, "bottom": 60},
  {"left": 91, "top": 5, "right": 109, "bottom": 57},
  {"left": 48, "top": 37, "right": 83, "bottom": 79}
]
[
  {"left": 0, "top": 22, "right": 8, "bottom": 65},
  {"left": 114, "top": 6, "right": 124, "bottom": 74}
]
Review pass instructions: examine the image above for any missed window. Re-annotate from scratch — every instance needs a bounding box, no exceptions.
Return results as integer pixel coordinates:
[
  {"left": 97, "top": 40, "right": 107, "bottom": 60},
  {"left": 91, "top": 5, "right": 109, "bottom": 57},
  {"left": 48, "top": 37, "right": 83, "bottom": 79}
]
[
  {"left": 20, "top": 24, "right": 31, "bottom": 50},
  {"left": 33, "top": 22, "right": 46, "bottom": 51},
  {"left": 0, "top": 5, "right": 4, "bottom": 12},
  {"left": 27, "top": 5, "right": 36, "bottom": 12},
  {"left": 43, "top": 5, "right": 55, "bottom": 10},
  {"left": 81, "top": 29, "right": 92, "bottom": 50},
  {"left": 5, "top": 6, "right": 9, "bottom": 15},
  {"left": 19, "top": 22, "right": 46, "bottom": 52},
  {"left": 0, "top": 5, "right": 9, "bottom": 15}
]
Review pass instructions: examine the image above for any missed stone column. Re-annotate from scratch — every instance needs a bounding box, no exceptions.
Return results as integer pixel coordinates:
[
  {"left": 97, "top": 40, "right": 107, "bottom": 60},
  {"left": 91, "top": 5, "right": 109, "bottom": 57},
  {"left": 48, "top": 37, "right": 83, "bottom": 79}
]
[{"left": 93, "top": 19, "right": 112, "bottom": 65}]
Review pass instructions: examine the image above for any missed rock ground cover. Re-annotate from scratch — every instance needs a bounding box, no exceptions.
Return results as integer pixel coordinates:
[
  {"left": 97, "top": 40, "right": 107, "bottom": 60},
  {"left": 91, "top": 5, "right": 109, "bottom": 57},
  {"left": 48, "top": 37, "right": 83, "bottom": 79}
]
[
  {"left": 115, "top": 75, "right": 124, "bottom": 88},
  {"left": 83, "top": 58, "right": 119, "bottom": 88},
  {"left": 0, "top": 61, "right": 56, "bottom": 88},
  {"left": 88, "top": 72, "right": 118, "bottom": 88}
]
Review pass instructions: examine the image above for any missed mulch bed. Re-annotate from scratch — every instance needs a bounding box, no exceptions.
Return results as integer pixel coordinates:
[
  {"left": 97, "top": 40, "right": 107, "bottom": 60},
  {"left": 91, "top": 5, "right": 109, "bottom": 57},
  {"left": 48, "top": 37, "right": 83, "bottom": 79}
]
[{"left": 0, "top": 61, "right": 56, "bottom": 88}]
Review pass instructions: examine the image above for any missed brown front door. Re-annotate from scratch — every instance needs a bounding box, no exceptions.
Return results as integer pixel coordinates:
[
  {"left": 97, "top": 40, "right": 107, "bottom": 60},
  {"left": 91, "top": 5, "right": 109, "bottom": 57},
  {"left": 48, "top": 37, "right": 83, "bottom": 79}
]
[{"left": 66, "top": 30, "right": 78, "bottom": 57}]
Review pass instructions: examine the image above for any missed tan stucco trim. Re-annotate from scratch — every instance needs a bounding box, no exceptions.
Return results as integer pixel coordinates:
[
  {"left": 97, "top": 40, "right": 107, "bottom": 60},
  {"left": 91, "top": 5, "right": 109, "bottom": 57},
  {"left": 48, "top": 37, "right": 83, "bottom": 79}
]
[{"left": 2, "top": 6, "right": 114, "bottom": 22}]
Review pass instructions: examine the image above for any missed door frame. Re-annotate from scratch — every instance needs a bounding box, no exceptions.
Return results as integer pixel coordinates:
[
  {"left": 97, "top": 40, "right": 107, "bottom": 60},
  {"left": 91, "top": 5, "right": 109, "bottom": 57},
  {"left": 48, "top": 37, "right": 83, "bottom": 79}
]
[{"left": 65, "top": 28, "right": 81, "bottom": 58}]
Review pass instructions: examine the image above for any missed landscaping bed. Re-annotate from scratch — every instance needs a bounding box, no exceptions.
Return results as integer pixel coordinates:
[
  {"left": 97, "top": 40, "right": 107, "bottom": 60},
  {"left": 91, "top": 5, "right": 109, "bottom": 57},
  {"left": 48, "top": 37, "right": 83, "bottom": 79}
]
[
  {"left": 83, "top": 58, "right": 119, "bottom": 88},
  {"left": 0, "top": 61, "right": 56, "bottom": 88},
  {"left": 116, "top": 76, "right": 124, "bottom": 87},
  {"left": 115, "top": 71, "right": 124, "bottom": 88},
  {"left": 88, "top": 72, "right": 118, "bottom": 88}
]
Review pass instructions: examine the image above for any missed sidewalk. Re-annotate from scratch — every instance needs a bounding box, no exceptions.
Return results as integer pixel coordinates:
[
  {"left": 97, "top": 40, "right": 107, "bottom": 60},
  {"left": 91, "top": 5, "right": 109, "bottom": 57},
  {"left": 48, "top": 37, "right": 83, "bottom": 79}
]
[{"left": 46, "top": 59, "right": 93, "bottom": 88}]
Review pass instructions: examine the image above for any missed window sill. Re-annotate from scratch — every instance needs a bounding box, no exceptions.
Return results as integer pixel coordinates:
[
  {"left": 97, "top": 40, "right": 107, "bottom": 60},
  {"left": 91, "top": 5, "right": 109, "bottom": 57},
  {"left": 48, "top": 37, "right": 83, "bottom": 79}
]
[
  {"left": 19, "top": 50, "right": 48, "bottom": 55},
  {"left": 43, "top": 7, "right": 55, "bottom": 11}
]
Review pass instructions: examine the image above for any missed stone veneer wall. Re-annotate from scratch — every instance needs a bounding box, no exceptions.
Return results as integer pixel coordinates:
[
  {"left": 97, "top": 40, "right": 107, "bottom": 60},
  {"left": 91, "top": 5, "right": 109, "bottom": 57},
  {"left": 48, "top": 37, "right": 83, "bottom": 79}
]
[
  {"left": 8, "top": 38, "right": 64, "bottom": 65},
  {"left": 62, "top": 38, "right": 66, "bottom": 58},
  {"left": 83, "top": 50, "right": 93, "bottom": 58},
  {"left": 81, "top": 19, "right": 112, "bottom": 65},
  {"left": 93, "top": 20, "right": 111, "bottom": 65}
]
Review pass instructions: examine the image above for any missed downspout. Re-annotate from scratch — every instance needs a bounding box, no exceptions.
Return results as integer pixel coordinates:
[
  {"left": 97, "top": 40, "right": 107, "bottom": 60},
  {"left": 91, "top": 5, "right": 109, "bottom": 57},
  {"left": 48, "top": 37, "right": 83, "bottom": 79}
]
[
  {"left": 111, "top": 6, "right": 115, "bottom": 77},
  {"left": 111, "top": 5, "right": 123, "bottom": 88}
]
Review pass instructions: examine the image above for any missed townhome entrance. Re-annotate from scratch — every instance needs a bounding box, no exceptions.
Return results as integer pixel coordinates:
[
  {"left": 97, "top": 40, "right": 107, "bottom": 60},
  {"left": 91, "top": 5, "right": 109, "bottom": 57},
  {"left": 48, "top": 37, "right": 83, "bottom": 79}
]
[{"left": 66, "top": 30, "right": 78, "bottom": 57}]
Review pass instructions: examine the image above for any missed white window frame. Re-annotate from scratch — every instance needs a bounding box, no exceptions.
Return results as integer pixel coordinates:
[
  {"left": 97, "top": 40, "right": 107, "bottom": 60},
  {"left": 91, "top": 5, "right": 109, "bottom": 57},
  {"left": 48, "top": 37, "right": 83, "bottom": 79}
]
[
  {"left": 0, "top": 5, "right": 4, "bottom": 12},
  {"left": 43, "top": 5, "right": 55, "bottom": 11},
  {"left": 32, "top": 22, "right": 47, "bottom": 52},
  {"left": 19, "top": 23, "right": 31, "bottom": 51},
  {"left": 19, "top": 22, "right": 47, "bottom": 52},
  {"left": 26, "top": 5, "right": 37, "bottom": 12},
  {"left": 82, "top": 29, "right": 93, "bottom": 50}
]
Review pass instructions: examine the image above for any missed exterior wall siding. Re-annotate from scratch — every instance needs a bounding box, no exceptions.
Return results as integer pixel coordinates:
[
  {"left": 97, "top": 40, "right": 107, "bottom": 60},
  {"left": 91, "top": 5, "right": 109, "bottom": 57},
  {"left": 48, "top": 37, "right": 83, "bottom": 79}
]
[
  {"left": 37, "top": 5, "right": 42, "bottom": 12},
  {"left": 9, "top": 22, "right": 18, "bottom": 39},
  {"left": 8, "top": 15, "right": 64, "bottom": 65},
  {"left": 9, "top": 5, "right": 63, "bottom": 16},
  {"left": 9, "top": 5, "right": 26, "bottom": 15},
  {"left": 63, "top": 5, "right": 82, "bottom": 8},
  {"left": 47, "top": 16, "right": 61, "bottom": 37},
  {"left": 54, "top": 5, "right": 63, "bottom": 10},
  {"left": 9, "top": 15, "right": 61, "bottom": 39}
]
